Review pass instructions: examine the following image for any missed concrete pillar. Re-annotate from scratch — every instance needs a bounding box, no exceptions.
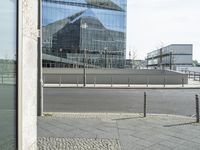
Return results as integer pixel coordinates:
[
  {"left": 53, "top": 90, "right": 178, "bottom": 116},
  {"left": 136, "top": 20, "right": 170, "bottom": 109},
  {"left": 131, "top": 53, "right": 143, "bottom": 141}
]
[{"left": 18, "top": 0, "right": 39, "bottom": 149}]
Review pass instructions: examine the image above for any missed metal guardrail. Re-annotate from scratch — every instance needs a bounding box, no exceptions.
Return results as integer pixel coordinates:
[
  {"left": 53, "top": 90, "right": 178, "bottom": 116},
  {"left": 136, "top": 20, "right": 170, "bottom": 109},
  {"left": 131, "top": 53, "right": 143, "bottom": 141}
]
[
  {"left": 43, "top": 73, "right": 188, "bottom": 87},
  {"left": 0, "top": 138, "right": 16, "bottom": 150},
  {"left": 182, "top": 70, "right": 200, "bottom": 82},
  {"left": 0, "top": 74, "right": 16, "bottom": 85}
]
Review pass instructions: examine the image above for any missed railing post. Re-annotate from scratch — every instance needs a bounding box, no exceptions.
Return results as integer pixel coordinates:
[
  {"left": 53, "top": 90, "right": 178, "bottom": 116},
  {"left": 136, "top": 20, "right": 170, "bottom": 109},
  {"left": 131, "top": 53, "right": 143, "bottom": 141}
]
[
  {"left": 94, "top": 76, "right": 96, "bottom": 87},
  {"left": 163, "top": 76, "right": 166, "bottom": 88},
  {"left": 76, "top": 76, "right": 79, "bottom": 87},
  {"left": 182, "top": 75, "right": 184, "bottom": 87},
  {"left": 196, "top": 95, "right": 199, "bottom": 123},
  {"left": 59, "top": 75, "right": 61, "bottom": 87},
  {"left": 128, "top": 76, "right": 130, "bottom": 87},
  {"left": 144, "top": 92, "right": 147, "bottom": 117},
  {"left": 111, "top": 76, "right": 113, "bottom": 87}
]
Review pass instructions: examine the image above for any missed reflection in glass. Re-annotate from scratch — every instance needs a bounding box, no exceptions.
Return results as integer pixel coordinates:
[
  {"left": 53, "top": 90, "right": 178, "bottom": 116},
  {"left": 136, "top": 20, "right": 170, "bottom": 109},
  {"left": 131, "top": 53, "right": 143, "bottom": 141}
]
[
  {"left": 0, "top": 0, "right": 17, "bottom": 149},
  {"left": 42, "top": 0, "right": 127, "bottom": 68}
]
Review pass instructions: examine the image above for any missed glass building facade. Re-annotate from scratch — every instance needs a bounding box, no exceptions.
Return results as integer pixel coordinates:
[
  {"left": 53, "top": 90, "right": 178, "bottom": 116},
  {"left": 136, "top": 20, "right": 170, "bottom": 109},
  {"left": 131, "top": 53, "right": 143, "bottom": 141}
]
[
  {"left": 42, "top": 0, "right": 127, "bottom": 68},
  {"left": 0, "top": 0, "right": 17, "bottom": 149}
]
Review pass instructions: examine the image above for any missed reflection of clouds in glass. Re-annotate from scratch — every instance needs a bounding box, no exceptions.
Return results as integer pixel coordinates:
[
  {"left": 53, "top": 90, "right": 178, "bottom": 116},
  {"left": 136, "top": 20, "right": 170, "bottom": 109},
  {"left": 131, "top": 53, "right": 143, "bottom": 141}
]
[
  {"left": 9, "top": 0, "right": 16, "bottom": 3},
  {"left": 43, "top": 2, "right": 126, "bottom": 32},
  {"left": 0, "top": 0, "right": 16, "bottom": 60},
  {"left": 0, "top": 49, "right": 16, "bottom": 60}
]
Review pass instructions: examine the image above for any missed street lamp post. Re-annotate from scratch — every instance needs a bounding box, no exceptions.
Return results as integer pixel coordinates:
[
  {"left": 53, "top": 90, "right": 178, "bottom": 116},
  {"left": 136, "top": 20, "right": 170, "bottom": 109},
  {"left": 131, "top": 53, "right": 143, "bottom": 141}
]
[
  {"left": 83, "top": 48, "right": 87, "bottom": 87},
  {"left": 80, "top": 20, "right": 88, "bottom": 87},
  {"left": 59, "top": 48, "right": 63, "bottom": 68},
  {"left": 110, "top": 53, "right": 113, "bottom": 68},
  {"left": 104, "top": 47, "right": 107, "bottom": 68},
  {"left": 100, "top": 51, "right": 103, "bottom": 68}
]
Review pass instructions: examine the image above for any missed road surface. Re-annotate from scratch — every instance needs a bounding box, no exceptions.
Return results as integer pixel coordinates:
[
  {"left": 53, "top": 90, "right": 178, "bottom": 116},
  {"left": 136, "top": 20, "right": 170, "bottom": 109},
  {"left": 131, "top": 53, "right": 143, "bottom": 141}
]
[{"left": 44, "top": 88, "right": 200, "bottom": 116}]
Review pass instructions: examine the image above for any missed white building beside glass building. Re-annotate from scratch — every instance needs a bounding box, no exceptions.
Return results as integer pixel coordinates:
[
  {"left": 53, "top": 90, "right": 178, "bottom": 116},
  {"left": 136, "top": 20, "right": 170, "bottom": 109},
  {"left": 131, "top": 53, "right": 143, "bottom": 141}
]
[{"left": 146, "top": 44, "right": 193, "bottom": 71}]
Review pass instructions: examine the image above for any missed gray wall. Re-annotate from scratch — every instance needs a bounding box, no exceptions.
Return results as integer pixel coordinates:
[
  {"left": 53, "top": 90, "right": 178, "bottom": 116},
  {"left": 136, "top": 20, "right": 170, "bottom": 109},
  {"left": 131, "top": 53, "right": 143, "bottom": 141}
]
[{"left": 43, "top": 68, "right": 188, "bottom": 85}]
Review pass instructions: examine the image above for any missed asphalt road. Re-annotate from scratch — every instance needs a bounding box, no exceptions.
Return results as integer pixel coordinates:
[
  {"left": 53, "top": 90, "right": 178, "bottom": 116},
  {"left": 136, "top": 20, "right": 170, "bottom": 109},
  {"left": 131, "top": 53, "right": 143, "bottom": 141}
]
[{"left": 44, "top": 88, "right": 200, "bottom": 116}]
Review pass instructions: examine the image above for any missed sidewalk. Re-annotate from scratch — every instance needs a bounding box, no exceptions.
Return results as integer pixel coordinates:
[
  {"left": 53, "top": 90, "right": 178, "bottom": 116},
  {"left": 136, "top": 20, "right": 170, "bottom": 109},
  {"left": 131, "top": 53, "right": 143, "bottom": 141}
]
[{"left": 38, "top": 113, "right": 200, "bottom": 150}]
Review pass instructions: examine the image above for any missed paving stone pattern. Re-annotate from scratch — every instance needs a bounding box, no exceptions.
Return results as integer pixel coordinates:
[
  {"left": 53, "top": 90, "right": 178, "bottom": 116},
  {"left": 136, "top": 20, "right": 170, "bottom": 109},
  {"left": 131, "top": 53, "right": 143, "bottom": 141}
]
[
  {"left": 38, "top": 113, "right": 200, "bottom": 150},
  {"left": 38, "top": 137, "right": 120, "bottom": 150}
]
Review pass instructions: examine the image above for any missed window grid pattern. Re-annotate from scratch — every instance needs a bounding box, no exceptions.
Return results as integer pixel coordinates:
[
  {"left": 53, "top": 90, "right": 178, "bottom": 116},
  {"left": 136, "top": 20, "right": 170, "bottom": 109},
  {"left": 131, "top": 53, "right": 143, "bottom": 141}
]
[{"left": 42, "top": 0, "right": 127, "bottom": 68}]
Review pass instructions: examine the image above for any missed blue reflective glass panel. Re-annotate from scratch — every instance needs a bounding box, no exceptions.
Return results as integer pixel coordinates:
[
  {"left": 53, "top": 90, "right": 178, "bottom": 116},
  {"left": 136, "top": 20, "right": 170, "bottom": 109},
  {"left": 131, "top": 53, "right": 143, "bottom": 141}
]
[
  {"left": 0, "top": 0, "right": 17, "bottom": 149},
  {"left": 42, "top": 0, "right": 127, "bottom": 68}
]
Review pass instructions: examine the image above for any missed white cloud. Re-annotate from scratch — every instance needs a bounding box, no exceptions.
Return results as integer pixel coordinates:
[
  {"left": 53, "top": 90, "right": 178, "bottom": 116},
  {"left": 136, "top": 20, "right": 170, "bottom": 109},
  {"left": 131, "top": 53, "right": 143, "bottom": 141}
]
[{"left": 127, "top": 0, "right": 200, "bottom": 62}]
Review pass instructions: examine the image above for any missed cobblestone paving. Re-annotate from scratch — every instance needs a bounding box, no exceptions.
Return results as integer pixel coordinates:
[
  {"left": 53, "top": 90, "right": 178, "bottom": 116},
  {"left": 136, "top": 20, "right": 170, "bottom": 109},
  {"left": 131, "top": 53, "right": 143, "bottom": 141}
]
[
  {"left": 38, "top": 137, "right": 120, "bottom": 150},
  {"left": 38, "top": 113, "right": 200, "bottom": 150}
]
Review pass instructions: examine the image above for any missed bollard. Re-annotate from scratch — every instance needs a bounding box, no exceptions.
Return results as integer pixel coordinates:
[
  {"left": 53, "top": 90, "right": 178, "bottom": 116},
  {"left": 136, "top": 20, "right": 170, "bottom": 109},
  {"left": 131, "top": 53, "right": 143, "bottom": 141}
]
[
  {"left": 128, "top": 77, "right": 130, "bottom": 87},
  {"left": 196, "top": 95, "right": 199, "bottom": 123},
  {"left": 163, "top": 76, "right": 166, "bottom": 88},
  {"left": 144, "top": 92, "right": 147, "bottom": 117}
]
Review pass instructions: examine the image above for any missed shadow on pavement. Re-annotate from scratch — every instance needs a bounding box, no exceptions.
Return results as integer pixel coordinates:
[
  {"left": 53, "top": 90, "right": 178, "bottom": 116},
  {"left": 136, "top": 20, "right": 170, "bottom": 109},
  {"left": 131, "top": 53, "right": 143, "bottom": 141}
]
[{"left": 163, "top": 121, "right": 197, "bottom": 127}]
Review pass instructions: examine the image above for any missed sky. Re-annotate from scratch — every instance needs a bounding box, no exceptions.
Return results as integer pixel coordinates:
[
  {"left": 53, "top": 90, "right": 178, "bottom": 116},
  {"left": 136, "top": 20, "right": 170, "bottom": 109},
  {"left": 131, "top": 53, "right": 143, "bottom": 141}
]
[
  {"left": 126, "top": 0, "right": 200, "bottom": 62},
  {"left": 0, "top": 0, "right": 199, "bottom": 62}
]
